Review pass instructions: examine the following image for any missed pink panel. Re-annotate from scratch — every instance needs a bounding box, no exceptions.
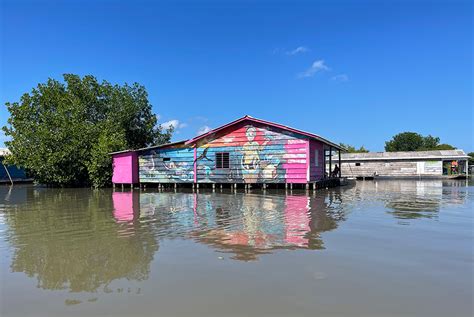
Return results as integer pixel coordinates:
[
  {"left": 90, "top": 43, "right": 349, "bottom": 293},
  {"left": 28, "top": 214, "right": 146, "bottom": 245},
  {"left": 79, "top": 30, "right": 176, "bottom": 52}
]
[
  {"left": 112, "top": 152, "right": 138, "bottom": 184},
  {"left": 284, "top": 140, "right": 308, "bottom": 183}
]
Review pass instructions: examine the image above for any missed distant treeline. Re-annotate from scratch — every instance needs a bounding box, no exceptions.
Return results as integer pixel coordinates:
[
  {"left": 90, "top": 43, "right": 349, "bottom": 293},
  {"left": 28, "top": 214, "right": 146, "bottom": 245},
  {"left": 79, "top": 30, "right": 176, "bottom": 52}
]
[{"left": 341, "top": 132, "right": 456, "bottom": 153}]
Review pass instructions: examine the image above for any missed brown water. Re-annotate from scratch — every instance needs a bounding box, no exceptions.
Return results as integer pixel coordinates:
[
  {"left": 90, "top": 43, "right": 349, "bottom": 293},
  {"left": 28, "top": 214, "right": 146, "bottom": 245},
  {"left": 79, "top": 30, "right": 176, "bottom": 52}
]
[{"left": 0, "top": 180, "right": 472, "bottom": 317}]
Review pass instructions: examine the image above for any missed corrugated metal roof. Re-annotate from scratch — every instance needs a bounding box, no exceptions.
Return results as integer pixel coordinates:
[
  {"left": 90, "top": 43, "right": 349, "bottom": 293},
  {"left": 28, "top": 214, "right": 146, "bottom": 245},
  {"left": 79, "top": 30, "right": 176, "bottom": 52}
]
[
  {"left": 334, "top": 150, "right": 469, "bottom": 161},
  {"left": 108, "top": 140, "right": 187, "bottom": 155}
]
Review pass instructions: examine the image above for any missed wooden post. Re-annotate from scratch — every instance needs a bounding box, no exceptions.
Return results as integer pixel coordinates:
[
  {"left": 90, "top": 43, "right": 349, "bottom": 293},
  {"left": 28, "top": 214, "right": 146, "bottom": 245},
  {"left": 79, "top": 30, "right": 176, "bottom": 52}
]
[
  {"left": 290, "top": 183, "right": 293, "bottom": 190},
  {"left": 212, "top": 183, "right": 215, "bottom": 192},
  {"left": 329, "top": 146, "right": 332, "bottom": 178},
  {"left": 338, "top": 150, "right": 342, "bottom": 178},
  {"left": 305, "top": 183, "right": 309, "bottom": 191}
]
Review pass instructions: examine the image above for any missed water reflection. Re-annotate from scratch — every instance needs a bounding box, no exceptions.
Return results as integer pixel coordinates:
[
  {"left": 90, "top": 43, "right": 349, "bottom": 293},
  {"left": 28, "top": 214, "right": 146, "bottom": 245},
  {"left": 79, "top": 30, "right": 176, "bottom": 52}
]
[
  {"left": 0, "top": 179, "right": 469, "bottom": 300},
  {"left": 115, "top": 190, "right": 345, "bottom": 261},
  {"left": 1, "top": 187, "right": 158, "bottom": 294},
  {"left": 340, "top": 180, "right": 469, "bottom": 221}
]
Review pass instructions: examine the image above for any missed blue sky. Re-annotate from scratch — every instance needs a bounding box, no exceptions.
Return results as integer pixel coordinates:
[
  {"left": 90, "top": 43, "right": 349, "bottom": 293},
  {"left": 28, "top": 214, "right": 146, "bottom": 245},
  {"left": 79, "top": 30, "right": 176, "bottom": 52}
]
[{"left": 1, "top": 0, "right": 472, "bottom": 151}]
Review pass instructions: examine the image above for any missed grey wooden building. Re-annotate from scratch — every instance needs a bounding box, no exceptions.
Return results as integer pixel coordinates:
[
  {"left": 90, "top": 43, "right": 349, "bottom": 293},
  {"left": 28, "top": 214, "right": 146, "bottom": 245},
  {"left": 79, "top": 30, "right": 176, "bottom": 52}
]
[{"left": 333, "top": 150, "right": 469, "bottom": 179}]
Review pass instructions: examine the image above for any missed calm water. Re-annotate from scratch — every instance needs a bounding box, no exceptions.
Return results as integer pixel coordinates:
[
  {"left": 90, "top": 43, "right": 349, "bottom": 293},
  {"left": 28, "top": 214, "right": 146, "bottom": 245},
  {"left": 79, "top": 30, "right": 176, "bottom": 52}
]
[{"left": 0, "top": 180, "right": 472, "bottom": 317}]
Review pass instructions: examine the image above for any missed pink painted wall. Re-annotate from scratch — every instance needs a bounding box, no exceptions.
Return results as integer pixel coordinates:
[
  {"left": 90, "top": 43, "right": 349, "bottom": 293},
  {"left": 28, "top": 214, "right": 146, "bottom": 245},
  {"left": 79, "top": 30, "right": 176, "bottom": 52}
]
[
  {"left": 282, "top": 139, "right": 308, "bottom": 183},
  {"left": 112, "top": 152, "right": 138, "bottom": 184},
  {"left": 309, "top": 140, "right": 325, "bottom": 181}
]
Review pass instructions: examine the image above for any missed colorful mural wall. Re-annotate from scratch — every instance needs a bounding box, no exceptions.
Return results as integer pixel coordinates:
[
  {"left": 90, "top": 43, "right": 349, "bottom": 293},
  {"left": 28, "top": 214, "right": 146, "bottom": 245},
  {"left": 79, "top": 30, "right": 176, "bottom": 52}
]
[
  {"left": 139, "top": 147, "right": 195, "bottom": 183},
  {"left": 138, "top": 123, "right": 320, "bottom": 184}
]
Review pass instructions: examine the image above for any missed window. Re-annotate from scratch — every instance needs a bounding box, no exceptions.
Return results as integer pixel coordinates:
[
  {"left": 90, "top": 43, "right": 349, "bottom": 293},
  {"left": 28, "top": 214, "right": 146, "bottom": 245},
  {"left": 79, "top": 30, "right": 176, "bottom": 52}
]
[
  {"left": 163, "top": 157, "right": 171, "bottom": 162},
  {"left": 216, "top": 152, "right": 230, "bottom": 169},
  {"left": 355, "top": 162, "right": 361, "bottom": 166},
  {"left": 314, "top": 150, "right": 319, "bottom": 167}
]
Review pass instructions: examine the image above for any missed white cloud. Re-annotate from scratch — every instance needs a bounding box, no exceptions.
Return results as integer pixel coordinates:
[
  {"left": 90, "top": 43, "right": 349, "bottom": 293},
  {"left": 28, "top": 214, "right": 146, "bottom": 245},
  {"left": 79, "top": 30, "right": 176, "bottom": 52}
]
[
  {"left": 286, "top": 46, "right": 310, "bottom": 55},
  {"left": 331, "top": 74, "right": 349, "bottom": 82},
  {"left": 197, "top": 125, "right": 212, "bottom": 135},
  {"left": 298, "top": 60, "right": 330, "bottom": 78},
  {"left": 161, "top": 119, "right": 187, "bottom": 130}
]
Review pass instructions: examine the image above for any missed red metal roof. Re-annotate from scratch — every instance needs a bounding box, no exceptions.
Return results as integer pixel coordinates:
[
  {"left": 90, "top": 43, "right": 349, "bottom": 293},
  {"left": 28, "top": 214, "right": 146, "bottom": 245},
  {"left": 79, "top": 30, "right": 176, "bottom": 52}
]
[{"left": 185, "top": 115, "right": 343, "bottom": 150}]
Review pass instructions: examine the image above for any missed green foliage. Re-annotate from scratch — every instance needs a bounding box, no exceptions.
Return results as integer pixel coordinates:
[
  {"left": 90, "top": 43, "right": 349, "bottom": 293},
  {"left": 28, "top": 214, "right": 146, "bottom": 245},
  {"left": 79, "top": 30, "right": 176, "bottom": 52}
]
[
  {"left": 339, "top": 143, "right": 369, "bottom": 153},
  {"left": 385, "top": 132, "right": 455, "bottom": 152},
  {"left": 2, "top": 74, "right": 172, "bottom": 187},
  {"left": 468, "top": 152, "right": 474, "bottom": 165}
]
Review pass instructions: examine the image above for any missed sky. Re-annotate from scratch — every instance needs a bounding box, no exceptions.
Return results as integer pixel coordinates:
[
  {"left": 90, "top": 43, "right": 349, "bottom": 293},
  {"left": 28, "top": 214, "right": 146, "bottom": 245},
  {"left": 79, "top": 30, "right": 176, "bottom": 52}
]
[{"left": 1, "top": 0, "right": 472, "bottom": 152}]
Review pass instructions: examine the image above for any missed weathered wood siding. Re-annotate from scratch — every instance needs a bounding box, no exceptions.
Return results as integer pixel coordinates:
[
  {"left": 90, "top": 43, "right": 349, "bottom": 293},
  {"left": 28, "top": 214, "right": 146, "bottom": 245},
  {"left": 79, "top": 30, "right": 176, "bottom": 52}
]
[
  {"left": 339, "top": 160, "right": 444, "bottom": 177},
  {"left": 194, "top": 122, "right": 308, "bottom": 183},
  {"left": 139, "top": 147, "right": 194, "bottom": 183}
]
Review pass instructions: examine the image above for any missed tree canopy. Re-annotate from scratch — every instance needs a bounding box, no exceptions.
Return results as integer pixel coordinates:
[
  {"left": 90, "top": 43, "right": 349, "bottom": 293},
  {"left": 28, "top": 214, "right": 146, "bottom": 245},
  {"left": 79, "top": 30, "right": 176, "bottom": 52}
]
[
  {"left": 2, "top": 74, "right": 172, "bottom": 187},
  {"left": 384, "top": 132, "right": 455, "bottom": 152},
  {"left": 339, "top": 143, "right": 369, "bottom": 153},
  {"left": 468, "top": 152, "right": 474, "bottom": 165}
]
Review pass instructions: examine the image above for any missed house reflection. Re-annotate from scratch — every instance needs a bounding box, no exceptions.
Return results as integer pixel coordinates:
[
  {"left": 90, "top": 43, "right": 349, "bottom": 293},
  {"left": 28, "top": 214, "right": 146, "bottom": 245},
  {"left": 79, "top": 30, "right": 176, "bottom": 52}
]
[
  {"left": 341, "top": 180, "right": 468, "bottom": 221},
  {"left": 119, "top": 189, "right": 347, "bottom": 261}
]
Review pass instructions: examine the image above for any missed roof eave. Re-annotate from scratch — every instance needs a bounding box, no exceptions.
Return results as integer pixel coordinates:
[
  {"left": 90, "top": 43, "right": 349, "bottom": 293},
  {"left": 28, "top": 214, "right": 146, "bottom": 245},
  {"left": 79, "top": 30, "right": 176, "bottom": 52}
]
[{"left": 109, "top": 140, "right": 187, "bottom": 155}]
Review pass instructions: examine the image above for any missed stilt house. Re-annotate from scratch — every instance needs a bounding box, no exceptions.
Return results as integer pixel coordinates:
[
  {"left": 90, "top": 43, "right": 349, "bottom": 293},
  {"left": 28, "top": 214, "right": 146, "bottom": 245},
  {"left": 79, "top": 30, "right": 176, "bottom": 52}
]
[{"left": 111, "top": 116, "right": 344, "bottom": 186}]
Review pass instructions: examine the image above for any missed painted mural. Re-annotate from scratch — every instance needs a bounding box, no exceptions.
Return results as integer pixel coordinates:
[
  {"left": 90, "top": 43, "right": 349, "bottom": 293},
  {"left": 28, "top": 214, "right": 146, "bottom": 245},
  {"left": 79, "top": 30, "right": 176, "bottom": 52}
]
[
  {"left": 138, "top": 123, "right": 311, "bottom": 184},
  {"left": 139, "top": 147, "right": 195, "bottom": 183}
]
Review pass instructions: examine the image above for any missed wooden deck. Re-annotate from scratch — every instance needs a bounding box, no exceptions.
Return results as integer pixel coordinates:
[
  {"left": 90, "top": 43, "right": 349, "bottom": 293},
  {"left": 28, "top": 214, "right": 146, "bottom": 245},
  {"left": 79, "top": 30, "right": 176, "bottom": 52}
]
[{"left": 114, "top": 177, "right": 349, "bottom": 191}]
